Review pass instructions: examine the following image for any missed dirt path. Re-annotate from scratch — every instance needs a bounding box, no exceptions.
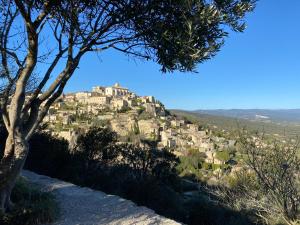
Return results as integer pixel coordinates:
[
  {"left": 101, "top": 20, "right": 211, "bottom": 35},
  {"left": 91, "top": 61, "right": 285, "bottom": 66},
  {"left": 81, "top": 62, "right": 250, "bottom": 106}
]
[{"left": 22, "top": 170, "right": 180, "bottom": 225}]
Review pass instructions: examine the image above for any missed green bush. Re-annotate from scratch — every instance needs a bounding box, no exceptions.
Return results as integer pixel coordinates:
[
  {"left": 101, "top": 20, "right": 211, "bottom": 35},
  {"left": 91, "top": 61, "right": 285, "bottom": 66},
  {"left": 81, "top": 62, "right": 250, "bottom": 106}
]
[
  {"left": 215, "top": 150, "right": 230, "bottom": 163},
  {"left": 25, "top": 132, "right": 70, "bottom": 177},
  {"left": 177, "top": 149, "right": 207, "bottom": 180},
  {"left": 117, "top": 106, "right": 131, "bottom": 113},
  {"left": 136, "top": 106, "right": 146, "bottom": 115},
  {"left": 202, "top": 162, "right": 212, "bottom": 170},
  {"left": 0, "top": 178, "right": 59, "bottom": 225},
  {"left": 212, "top": 163, "right": 221, "bottom": 171}
]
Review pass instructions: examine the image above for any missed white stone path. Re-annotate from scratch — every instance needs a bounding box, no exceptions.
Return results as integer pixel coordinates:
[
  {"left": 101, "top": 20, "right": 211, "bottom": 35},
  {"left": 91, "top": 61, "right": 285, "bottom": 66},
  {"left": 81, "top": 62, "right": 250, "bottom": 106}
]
[{"left": 22, "top": 170, "right": 181, "bottom": 225}]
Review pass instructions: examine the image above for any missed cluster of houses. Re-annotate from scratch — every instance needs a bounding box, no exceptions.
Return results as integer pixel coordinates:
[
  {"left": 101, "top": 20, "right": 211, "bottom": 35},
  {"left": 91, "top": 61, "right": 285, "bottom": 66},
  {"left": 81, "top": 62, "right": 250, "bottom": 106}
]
[
  {"left": 43, "top": 83, "right": 237, "bottom": 167},
  {"left": 146, "top": 117, "right": 236, "bottom": 166}
]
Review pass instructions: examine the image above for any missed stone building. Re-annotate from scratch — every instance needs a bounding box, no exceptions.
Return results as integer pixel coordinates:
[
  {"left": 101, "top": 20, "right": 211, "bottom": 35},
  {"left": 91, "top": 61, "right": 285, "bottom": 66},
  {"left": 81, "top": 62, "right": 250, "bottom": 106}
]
[
  {"left": 205, "top": 151, "right": 223, "bottom": 165},
  {"left": 105, "top": 83, "right": 129, "bottom": 96},
  {"left": 138, "top": 119, "right": 160, "bottom": 139},
  {"left": 111, "top": 98, "right": 128, "bottom": 110},
  {"left": 163, "top": 138, "right": 176, "bottom": 148},
  {"left": 110, "top": 115, "right": 136, "bottom": 136},
  {"left": 141, "top": 96, "right": 155, "bottom": 103},
  {"left": 63, "top": 94, "right": 76, "bottom": 102},
  {"left": 171, "top": 119, "right": 185, "bottom": 127},
  {"left": 75, "top": 92, "right": 91, "bottom": 102},
  {"left": 85, "top": 96, "right": 111, "bottom": 105},
  {"left": 44, "top": 114, "right": 57, "bottom": 123},
  {"left": 92, "top": 86, "right": 106, "bottom": 95},
  {"left": 187, "top": 124, "right": 200, "bottom": 132}
]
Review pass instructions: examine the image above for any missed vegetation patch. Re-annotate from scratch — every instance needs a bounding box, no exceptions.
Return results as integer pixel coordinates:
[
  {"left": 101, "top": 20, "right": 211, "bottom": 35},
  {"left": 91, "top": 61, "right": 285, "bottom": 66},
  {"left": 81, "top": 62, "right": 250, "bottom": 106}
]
[
  {"left": 20, "top": 128, "right": 255, "bottom": 225},
  {"left": 0, "top": 177, "right": 59, "bottom": 225}
]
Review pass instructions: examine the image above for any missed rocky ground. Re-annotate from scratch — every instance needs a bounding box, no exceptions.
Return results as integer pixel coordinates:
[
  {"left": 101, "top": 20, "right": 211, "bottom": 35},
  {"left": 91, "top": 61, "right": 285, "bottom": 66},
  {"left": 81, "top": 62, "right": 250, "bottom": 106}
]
[{"left": 22, "top": 170, "right": 181, "bottom": 225}]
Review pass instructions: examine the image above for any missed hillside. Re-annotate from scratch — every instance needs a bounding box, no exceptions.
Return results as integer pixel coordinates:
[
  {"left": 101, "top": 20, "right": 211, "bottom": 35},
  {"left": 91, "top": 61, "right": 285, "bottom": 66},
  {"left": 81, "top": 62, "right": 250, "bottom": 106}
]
[
  {"left": 47, "top": 84, "right": 238, "bottom": 159},
  {"left": 193, "top": 109, "right": 300, "bottom": 123},
  {"left": 42, "top": 84, "right": 246, "bottom": 184},
  {"left": 171, "top": 109, "right": 300, "bottom": 138}
]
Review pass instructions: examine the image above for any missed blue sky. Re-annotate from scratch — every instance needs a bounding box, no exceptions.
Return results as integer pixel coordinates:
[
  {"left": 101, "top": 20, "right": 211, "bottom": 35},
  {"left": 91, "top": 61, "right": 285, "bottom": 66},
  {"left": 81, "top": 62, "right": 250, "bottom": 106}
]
[{"left": 63, "top": 1, "right": 300, "bottom": 110}]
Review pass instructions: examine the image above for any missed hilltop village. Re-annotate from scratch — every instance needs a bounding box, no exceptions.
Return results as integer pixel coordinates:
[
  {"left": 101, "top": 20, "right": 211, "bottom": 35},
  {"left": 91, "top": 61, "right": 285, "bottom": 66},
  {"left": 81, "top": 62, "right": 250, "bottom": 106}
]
[{"left": 43, "top": 83, "right": 237, "bottom": 169}]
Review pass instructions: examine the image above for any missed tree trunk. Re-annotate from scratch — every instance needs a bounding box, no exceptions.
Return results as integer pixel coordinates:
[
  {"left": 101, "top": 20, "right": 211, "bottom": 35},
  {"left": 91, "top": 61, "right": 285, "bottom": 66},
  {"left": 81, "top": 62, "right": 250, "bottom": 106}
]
[
  {"left": 0, "top": 131, "right": 28, "bottom": 213},
  {"left": 0, "top": 183, "right": 14, "bottom": 213}
]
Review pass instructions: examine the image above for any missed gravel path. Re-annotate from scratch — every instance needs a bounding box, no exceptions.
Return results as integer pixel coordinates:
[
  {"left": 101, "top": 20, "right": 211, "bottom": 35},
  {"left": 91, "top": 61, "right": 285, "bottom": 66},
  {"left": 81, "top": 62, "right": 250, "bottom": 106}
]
[{"left": 22, "top": 170, "right": 181, "bottom": 225}]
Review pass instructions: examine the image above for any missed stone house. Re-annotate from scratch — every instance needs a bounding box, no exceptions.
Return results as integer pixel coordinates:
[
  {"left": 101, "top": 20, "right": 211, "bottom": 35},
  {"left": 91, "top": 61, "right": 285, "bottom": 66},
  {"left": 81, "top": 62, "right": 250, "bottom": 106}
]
[
  {"left": 85, "top": 96, "right": 111, "bottom": 105},
  {"left": 161, "top": 138, "right": 176, "bottom": 148},
  {"left": 167, "top": 139, "right": 176, "bottom": 148},
  {"left": 97, "top": 114, "right": 114, "bottom": 120},
  {"left": 110, "top": 115, "right": 135, "bottom": 136},
  {"left": 62, "top": 115, "right": 72, "bottom": 125},
  {"left": 187, "top": 124, "right": 199, "bottom": 132},
  {"left": 138, "top": 119, "right": 160, "bottom": 139},
  {"left": 205, "top": 151, "right": 223, "bottom": 165},
  {"left": 199, "top": 142, "right": 214, "bottom": 151},
  {"left": 105, "top": 83, "right": 129, "bottom": 97},
  {"left": 87, "top": 105, "right": 100, "bottom": 115},
  {"left": 171, "top": 119, "right": 185, "bottom": 127},
  {"left": 190, "top": 134, "right": 204, "bottom": 145},
  {"left": 75, "top": 92, "right": 91, "bottom": 102},
  {"left": 55, "top": 130, "right": 73, "bottom": 141},
  {"left": 44, "top": 114, "right": 57, "bottom": 123},
  {"left": 111, "top": 98, "right": 128, "bottom": 110},
  {"left": 141, "top": 96, "right": 155, "bottom": 103},
  {"left": 63, "top": 94, "right": 76, "bottom": 102},
  {"left": 92, "top": 86, "right": 106, "bottom": 95}
]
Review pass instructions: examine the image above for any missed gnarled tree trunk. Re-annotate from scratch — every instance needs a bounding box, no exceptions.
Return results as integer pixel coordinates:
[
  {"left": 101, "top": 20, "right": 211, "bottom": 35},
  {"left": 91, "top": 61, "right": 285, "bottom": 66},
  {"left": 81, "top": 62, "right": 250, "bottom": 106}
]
[{"left": 0, "top": 130, "right": 28, "bottom": 213}]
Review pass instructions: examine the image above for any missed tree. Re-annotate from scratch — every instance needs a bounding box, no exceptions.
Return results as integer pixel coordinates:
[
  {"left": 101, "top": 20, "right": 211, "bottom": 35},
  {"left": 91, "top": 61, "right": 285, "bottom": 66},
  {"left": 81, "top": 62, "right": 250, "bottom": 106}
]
[
  {"left": 239, "top": 132, "right": 300, "bottom": 224},
  {"left": 216, "top": 131, "right": 300, "bottom": 225},
  {"left": 0, "top": 0, "right": 255, "bottom": 212},
  {"left": 75, "top": 127, "right": 118, "bottom": 170},
  {"left": 116, "top": 141, "right": 179, "bottom": 182},
  {"left": 0, "top": 118, "right": 7, "bottom": 158}
]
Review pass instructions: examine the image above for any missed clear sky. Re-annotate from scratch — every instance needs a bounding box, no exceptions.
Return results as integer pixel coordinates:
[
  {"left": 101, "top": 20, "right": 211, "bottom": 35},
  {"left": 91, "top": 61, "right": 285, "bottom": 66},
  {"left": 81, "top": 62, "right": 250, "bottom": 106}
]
[{"left": 63, "top": 1, "right": 300, "bottom": 110}]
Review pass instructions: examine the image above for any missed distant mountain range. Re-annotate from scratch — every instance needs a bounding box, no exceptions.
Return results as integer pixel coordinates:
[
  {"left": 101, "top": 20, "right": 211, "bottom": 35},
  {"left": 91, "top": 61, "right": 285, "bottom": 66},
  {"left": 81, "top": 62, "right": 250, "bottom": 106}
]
[
  {"left": 170, "top": 109, "right": 300, "bottom": 138},
  {"left": 192, "top": 109, "right": 300, "bottom": 123}
]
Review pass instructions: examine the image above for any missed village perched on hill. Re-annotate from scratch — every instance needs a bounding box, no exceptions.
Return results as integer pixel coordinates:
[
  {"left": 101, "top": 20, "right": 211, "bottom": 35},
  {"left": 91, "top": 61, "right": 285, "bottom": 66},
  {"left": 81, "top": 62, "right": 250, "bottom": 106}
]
[{"left": 40, "top": 83, "right": 238, "bottom": 177}]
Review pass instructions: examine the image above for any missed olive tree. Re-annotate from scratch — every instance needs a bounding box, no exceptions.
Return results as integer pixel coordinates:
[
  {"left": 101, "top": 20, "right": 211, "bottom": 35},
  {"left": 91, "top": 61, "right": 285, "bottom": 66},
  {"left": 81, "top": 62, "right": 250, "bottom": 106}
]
[
  {"left": 0, "top": 0, "right": 255, "bottom": 212},
  {"left": 215, "top": 131, "right": 300, "bottom": 225},
  {"left": 240, "top": 132, "right": 300, "bottom": 224}
]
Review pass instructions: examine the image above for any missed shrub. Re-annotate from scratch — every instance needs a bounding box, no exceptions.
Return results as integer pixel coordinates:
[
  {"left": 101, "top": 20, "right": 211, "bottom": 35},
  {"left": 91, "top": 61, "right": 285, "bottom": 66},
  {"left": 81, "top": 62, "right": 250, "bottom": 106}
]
[
  {"left": 214, "top": 131, "right": 300, "bottom": 225},
  {"left": 117, "top": 106, "right": 131, "bottom": 113},
  {"left": 75, "top": 127, "right": 118, "bottom": 163},
  {"left": 215, "top": 150, "right": 230, "bottom": 163},
  {"left": 240, "top": 132, "right": 300, "bottom": 224},
  {"left": 25, "top": 132, "right": 70, "bottom": 178},
  {"left": 202, "top": 162, "right": 212, "bottom": 170},
  {"left": 116, "top": 143, "right": 179, "bottom": 183},
  {"left": 0, "top": 177, "right": 59, "bottom": 225}
]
